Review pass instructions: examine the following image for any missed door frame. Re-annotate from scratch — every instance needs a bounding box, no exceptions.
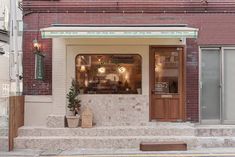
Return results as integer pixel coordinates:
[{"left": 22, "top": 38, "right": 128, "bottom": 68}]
[{"left": 149, "top": 45, "right": 186, "bottom": 121}]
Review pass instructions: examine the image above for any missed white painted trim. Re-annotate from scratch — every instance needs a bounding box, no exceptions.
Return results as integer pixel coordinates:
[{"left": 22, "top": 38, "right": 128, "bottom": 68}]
[
  {"left": 223, "top": 120, "right": 235, "bottom": 124},
  {"left": 221, "top": 47, "right": 225, "bottom": 124},
  {"left": 41, "top": 26, "right": 198, "bottom": 38},
  {"left": 25, "top": 95, "right": 53, "bottom": 103},
  {"left": 200, "top": 119, "right": 221, "bottom": 125},
  {"left": 41, "top": 26, "right": 199, "bottom": 31},
  {"left": 222, "top": 47, "right": 235, "bottom": 50},
  {"left": 198, "top": 46, "right": 202, "bottom": 124}
]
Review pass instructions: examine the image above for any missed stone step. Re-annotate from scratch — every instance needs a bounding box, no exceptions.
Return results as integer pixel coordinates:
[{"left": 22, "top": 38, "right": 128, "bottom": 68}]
[
  {"left": 18, "top": 126, "right": 195, "bottom": 137},
  {"left": 196, "top": 125, "right": 235, "bottom": 137},
  {"left": 14, "top": 136, "right": 235, "bottom": 150}
]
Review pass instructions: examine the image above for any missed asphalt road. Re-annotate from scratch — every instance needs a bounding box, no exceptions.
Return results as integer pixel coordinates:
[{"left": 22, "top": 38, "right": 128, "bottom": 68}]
[
  {"left": 2, "top": 149, "right": 235, "bottom": 157},
  {"left": 2, "top": 153, "right": 235, "bottom": 157}
]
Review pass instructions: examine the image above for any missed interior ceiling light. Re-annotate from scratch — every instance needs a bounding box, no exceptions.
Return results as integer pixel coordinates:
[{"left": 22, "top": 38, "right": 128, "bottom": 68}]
[
  {"left": 98, "top": 67, "right": 106, "bottom": 74},
  {"left": 80, "top": 65, "right": 86, "bottom": 72},
  {"left": 118, "top": 66, "right": 126, "bottom": 73}
]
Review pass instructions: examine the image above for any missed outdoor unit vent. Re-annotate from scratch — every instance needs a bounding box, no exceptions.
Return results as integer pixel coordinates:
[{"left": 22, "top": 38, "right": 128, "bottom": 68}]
[{"left": 0, "top": 48, "right": 5, "bottom": 55}]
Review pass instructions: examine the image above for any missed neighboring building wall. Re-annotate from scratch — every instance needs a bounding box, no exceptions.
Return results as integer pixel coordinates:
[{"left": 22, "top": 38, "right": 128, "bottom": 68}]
[
  {"left": 0, "top": 42, "right": 9, "bottom": 126},
  {"left": 0, "top": 38, "right": 9, "bottom": 151},
  {"left": 0, "top": 0, "right": 23, "bottom": 114},
  {"left": 22, "top": 1, "right": 235, "bottom": 122},
  {"left": 0, "top": 0, "right": 9, "bottom": 31},
  {"left": 0, "top": 0, "right": 10, "bottom": 130},
  {"left": 10, "top": 0, "right": 23, "bottom": 94},
  {"left": 0, "top": 1, "right": 10, "bottom": 152}
]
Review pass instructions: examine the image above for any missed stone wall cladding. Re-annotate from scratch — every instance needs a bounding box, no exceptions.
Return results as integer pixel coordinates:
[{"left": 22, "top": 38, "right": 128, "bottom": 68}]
[
  {"left": 79, "top": 95, "right": 149, "bottom": 126},
  {"left": 46, "top": 95, "right": 149, "bottom": 127},
  {"left": 23, "top": 12, "right": 235, "bottom": 122}
]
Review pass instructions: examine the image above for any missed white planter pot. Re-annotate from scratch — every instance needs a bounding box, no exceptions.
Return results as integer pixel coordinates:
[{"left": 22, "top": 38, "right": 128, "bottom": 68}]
[
  {"left": 66, "top": 115, "right": 80, "bottom": 128},
  {"left": 67, "top": 110, "right": 75, "bottom": 116}
]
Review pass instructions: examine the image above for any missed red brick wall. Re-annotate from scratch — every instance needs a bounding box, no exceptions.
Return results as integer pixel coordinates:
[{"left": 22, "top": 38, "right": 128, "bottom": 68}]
[
  {"left": 186, "top": 38, "right": 199, "bottom": 122},
  {"left": 23, "top": 12, "right": 235, "bottom": 121}
]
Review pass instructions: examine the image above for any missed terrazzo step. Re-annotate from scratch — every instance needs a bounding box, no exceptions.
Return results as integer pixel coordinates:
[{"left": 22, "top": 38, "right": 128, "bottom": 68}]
[
  {"left": 14, "top": 136, "right": 235, "bottom": 150},
  {"left": 0, "top": 136, "right": 8, "bottom": 151},
  {"left": 18, "top": 126, "right": 195, "bottom": 137},
  {"left": 196, "top": 125, "right": 235, "bottom": 137}
]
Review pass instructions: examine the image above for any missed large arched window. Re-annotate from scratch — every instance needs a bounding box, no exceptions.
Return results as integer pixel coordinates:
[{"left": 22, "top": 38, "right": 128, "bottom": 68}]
[{"left": 75, "top": 54, "right": 142, "bottom": 94}]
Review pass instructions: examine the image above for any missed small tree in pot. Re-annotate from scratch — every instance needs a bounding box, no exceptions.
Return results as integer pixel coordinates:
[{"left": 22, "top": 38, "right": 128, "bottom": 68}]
[{"left": 66, "top": 79, "right": 81, "bottom": 128}]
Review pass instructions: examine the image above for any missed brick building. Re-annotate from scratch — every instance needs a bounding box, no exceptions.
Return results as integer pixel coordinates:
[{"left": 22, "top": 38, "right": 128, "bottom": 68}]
[{"left": 17, "top": 0, "right": 235, "bottom": 150}]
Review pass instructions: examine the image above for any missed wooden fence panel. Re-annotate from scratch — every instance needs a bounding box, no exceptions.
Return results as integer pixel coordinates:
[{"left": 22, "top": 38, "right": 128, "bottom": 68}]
[{"left": 9, "top": 96, "right": 24, "bottom": 151}]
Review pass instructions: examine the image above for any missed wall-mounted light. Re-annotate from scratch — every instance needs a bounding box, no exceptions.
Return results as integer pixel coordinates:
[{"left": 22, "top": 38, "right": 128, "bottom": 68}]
[
  {"left": 33, "top": 38, "right": 45, "bottom": 80},
  {"left": 33, "top": 39, "right": 41, "bottom": 52}
]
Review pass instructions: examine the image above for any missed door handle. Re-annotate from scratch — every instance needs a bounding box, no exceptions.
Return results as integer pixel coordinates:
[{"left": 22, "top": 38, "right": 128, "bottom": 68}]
[{"left": 200, "top": 81, "right": 203, "bottom": 89}]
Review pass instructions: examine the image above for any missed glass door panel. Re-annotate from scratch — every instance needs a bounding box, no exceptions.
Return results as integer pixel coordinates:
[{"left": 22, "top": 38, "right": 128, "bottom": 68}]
[
  {"left": 223, "top": 49, "right": 235, "bottom": 122},
  {"left": 201, "top": 49, "right": 221, "bottom": 121},
  {"left": 155, "top": 50, "right": 179, "bottom": 94}
]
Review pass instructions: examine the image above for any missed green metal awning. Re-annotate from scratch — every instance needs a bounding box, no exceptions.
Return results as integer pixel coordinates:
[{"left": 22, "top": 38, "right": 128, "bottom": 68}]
[{"left": 41, "top": 26, "right": 198, "bottom": 39}]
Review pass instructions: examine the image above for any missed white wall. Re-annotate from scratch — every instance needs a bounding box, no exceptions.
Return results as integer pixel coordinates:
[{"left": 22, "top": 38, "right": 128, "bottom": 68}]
[
  {"left": 24, "top": 96, "right": 53, "bottom": 126},
  {"left": 0, "top": 42, "right": 9, "bottom": 119}
]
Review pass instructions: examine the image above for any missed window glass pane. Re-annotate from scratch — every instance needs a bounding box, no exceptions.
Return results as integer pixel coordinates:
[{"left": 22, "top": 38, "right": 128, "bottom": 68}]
[
  {"left": 76, "top": 54, "right": 141, "bottom": 94},
  {"left": 224, "top": 49, "right": 235, "bottom": 121},
  {"left": 154, "top": 48, "right": 180, "bottom": 94},
  {"left": 201, "top": 49, "right": 220, "bottom": 120}
]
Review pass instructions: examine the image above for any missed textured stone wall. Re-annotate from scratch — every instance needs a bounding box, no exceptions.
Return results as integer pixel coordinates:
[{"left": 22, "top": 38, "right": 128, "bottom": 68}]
[{"left": 46, "top": 95, "right": 149, "bottom": 127}]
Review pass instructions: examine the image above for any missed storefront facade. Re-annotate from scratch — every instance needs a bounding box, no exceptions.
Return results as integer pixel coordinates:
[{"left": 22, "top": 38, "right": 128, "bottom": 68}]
[{"left": 22, "top": 1, "right": 235, "bottom": 127}]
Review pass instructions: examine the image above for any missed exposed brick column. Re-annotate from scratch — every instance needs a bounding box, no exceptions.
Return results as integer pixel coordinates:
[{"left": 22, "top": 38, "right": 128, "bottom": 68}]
[
  {"left": 186, "top": 39, "right": 199, "bottom": 122},
  {"left": 23, "top": 13, "right": 52, "bottom": 95}
]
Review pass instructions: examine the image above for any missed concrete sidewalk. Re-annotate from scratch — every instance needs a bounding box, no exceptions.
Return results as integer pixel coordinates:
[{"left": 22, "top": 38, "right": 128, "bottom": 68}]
[{"left": 1, "top": 148, "right": 235, "bottom": 157}]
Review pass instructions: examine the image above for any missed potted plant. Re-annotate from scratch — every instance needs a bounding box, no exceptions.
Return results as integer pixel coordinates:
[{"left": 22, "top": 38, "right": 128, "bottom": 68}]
[{"left": 66, "top": 79, "right": 81, "bottom": 128}]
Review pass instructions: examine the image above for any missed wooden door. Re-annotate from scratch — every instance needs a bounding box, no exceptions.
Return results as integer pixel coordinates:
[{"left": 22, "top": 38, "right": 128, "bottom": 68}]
[{"left": 150, "top": 47, "right": 185, "bottom": 122}]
